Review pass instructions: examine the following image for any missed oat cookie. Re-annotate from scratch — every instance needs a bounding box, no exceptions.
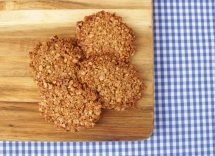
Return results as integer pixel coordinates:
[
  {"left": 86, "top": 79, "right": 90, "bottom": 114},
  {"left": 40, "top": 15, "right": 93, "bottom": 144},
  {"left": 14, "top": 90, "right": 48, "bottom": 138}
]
[
  {"left": 39, "top": 79, "right": 102, "bottom": 131},
  {"left": 29, "top": 36, "right": 101, "bottom": 131},
  {"left": 78, "top": 55, "right": 143, "bottom": 111},
  {"left": 29, "top": 35, "right": 83, "bottom": 91},
  {"left": 76, "top": 11, "right": 136, "bottom": 61}
]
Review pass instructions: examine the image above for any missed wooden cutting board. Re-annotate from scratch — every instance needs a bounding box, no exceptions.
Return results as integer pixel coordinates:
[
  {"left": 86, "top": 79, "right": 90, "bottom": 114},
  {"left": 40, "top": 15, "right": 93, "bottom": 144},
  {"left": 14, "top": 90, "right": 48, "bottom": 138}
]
[{"left": 0, "top": 0, "right": 153, "bottom": 141}]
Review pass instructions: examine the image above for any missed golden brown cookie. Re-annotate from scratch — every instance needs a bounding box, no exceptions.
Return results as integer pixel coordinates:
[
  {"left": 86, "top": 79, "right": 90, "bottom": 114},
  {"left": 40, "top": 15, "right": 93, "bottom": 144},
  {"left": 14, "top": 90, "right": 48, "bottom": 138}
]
[
  {"left": 39, "top": 79, "right": 102, "bottom": 131},
  {"left": 29, "top": 36, "right": 102, "bottom": 131},
  {"left": 76, "top": 11, "right": 136, "bottom": 61},
  {"left": 29, "top": 35, "right": 83, "bottom": 91},
  {"left": 78, "top": 55, "right": 143, "bottom": 111}
]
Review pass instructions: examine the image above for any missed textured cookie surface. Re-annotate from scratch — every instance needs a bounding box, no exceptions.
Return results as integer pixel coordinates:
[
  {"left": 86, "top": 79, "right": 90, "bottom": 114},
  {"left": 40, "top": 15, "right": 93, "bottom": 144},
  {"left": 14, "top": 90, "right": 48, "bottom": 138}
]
[
  {"left": 29, "top": 36, "right": 83, "bottom": 92},
  {"left": 76, "top": 11, "right": 136, "bottom": 61},
  {"left": 78, "top": 55, "right": 143, "bottom": 111},
  {"left": 39, "top": 79, "right": 102, "bottom": 131},
  {"left": 29, "top": 36, "right": 102, "bottom": 131}
]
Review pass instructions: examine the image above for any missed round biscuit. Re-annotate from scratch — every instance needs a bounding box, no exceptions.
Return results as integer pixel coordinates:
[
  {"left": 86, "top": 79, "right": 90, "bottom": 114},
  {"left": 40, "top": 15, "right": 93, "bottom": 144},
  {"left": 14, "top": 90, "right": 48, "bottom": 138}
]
[
  {"left": 29, "top": 35, "right": 83, "bottom": 91},
  {"left": 39, "top": 79, "right": 102, "bottom": 131},
  {"left": 76, "top": 11, "right": 136, "bottom": 61},
  {"left": 78, "top": 55, "right": 143, "bottom": 111}
]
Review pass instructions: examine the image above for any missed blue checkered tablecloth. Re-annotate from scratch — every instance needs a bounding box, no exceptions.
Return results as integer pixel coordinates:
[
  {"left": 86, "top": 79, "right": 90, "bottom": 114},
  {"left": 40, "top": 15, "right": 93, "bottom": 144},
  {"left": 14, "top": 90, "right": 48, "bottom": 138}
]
[{"left": 1, "top": 0, "right": 215, "bottom": 155}]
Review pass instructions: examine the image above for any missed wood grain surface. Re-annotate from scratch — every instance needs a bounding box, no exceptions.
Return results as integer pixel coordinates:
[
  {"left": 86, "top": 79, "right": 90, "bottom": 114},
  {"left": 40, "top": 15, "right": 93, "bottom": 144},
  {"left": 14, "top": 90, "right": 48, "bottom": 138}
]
[
  {"left": 0, "top": 1, "right": 154, "bottom": 141},
  {"left": 0, "top": 0, "right": 151, "bottom": 10}
]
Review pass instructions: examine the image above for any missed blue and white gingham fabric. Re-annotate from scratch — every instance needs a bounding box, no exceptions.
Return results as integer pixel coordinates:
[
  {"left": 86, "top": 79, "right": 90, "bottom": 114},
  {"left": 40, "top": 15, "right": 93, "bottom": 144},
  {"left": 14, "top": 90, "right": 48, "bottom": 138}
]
[{"left": 1, "top": 0, "right": 215, "bottom": 155}]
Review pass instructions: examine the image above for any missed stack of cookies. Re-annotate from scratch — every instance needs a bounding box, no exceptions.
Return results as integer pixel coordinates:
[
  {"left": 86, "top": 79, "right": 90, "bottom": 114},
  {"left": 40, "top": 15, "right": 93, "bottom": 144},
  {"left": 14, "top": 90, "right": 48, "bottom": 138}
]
[{"left": 29, "top": 11, "right": 144, "bottom": 132}]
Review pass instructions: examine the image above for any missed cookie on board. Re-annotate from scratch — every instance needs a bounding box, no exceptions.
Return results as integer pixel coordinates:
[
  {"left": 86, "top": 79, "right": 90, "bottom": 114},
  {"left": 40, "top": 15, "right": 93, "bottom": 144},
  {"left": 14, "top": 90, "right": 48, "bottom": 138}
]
[
  {"left": 29, "top": 35, "right": 83, "bottom": 92},
  {"left": 39, "top": 79, "right": 102, "bottom": 131},
  {"left": 78, "top": 55, "right": 143, "bottom": 111},
  {"left": 76, "top": 11, "right": 136, "bottom": 61}
]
